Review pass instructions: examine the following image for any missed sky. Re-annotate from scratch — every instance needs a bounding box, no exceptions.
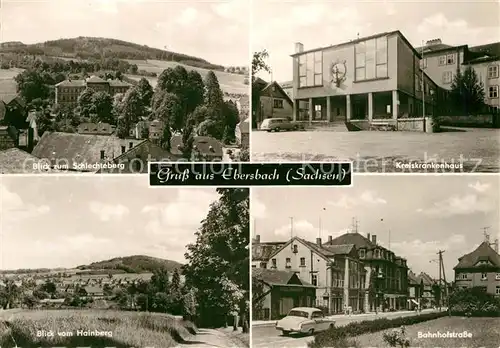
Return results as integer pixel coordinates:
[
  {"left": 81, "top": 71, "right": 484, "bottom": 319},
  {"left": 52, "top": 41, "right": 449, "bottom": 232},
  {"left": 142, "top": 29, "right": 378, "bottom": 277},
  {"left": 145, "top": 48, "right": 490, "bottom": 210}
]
[
  {"left": 252, "top": 175, "right": 500, "bottom": 280},
  {"left": 0, "top": 0, "right": 249, "bottom": 66},
  {"left": 253, "top": 0, "right": 500, "bottom": 82},
  {"left": 0, "top": 176, "right": 220, "bottom": 269}
]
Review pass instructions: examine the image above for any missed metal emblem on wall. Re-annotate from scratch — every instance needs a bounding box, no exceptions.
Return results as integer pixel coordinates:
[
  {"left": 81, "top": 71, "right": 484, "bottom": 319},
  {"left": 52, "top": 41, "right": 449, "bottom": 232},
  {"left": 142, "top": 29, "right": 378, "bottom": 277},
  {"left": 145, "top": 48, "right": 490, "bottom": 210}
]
[{"left": 331, "top": 60, "right": 347, "bottom": 87}]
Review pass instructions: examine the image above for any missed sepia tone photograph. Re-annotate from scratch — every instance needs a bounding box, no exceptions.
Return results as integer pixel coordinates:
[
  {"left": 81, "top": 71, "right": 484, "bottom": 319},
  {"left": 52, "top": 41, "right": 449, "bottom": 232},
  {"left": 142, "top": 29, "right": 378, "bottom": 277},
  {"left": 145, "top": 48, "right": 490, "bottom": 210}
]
[
  {"left": 0, "top": 177, "right": 249, "bottom": 347},
  {"left": 251, "top": 0, "right": 500, "bottom": 173},
  {"left": 251, "top": 175, "right": 500, "bottom": 347},
  {"left": 0, "top": 0, "right": 250, "bottom": 174}
]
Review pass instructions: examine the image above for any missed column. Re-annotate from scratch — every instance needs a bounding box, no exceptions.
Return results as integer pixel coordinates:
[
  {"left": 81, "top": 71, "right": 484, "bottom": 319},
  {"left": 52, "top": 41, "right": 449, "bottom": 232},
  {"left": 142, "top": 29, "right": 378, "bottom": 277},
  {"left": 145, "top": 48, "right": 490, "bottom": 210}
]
[
  {"left": 368, "top": 92, "right": 373, "bottom": 121},
  {"left": 392, "top": 90, "right": 399, "bottom": 120},
  {"left": 292, "top": 99, "right": 298, "bottom": 121},
  {"left": 326, "top": 96, "right": 331, "bottom": 122},
  {"left": 308, "top": 98, "right": 313, "bottom": 124},
  {"left": 346, "top": 95, "right": 351, "bottom": 121},
  {"left": 343, "top": 258, "right": 349, "bottom": 313}
]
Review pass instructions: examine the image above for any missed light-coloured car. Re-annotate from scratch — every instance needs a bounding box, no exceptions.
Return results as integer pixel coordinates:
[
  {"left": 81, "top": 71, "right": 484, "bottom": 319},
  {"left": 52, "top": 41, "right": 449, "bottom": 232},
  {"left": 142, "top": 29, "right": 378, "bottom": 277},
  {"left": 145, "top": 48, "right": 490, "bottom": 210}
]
[
  {"left": 275, "top": 307, "right": 335, "bottom": 336},
  {"left": 260, "top": 118, "right": 303, "bottom": 132}
]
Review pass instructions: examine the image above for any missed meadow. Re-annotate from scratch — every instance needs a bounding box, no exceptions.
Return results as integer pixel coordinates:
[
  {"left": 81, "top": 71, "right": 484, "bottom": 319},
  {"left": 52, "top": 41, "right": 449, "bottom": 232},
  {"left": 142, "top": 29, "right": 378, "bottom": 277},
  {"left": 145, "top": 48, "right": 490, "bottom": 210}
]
[
  {"left": 0, "top": 309, "right": 196, "bottom": 347},
  {"left": 125, "top": 59, "right": 249, "bottom": 95},
  {"left": 351, "top": 316, "right": 500, "bottom": 347},
  {"left": 0, "top": 68, "right": 22, "bottom": 96}
]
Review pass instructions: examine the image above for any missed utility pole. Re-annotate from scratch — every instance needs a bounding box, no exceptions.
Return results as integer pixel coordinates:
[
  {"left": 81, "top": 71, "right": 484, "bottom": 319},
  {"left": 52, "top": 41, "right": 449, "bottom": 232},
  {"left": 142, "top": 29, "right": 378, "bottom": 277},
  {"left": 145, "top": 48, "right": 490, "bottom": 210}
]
[
  {"left": 482, "top": 226, "right": 491, "bottom": 242},
  {"left": 421, "top": 41, "right": 426, "bottom": 119},
  {"left": 351, "top": 217, "right": 359, "bottom": 233},
  {"left": 437, "top": 250, "right": 445, "bottom": 311}
]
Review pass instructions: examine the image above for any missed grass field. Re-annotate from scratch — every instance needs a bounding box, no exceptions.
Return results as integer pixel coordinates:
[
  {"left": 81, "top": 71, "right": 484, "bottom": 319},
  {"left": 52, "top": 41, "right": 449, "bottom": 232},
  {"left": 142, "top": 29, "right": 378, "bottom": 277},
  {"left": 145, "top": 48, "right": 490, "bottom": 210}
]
[
  {"left": 0, "top": 68, "right": 22, "bottom": 96},
  {"left": 351, "top": 316, "right": 500, "bottom": 347},
  {"left": 125, "top": 59, "right": 249, "bottom": 95},
  {"left": 0, "top": 309, "right": 196, "bottom": 348}
]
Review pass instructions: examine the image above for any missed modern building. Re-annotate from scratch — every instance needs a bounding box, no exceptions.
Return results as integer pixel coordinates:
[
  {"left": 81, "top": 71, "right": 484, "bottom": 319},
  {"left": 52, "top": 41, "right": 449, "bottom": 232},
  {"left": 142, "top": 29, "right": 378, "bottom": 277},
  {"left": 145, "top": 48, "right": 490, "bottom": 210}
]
[
  {"left": 252, "top": 268, "right": 316, "bottom": 320},
  {"left": 253, "top": 79, "right": 294, "bottom": 127},
  {"left": 55, "top": 75, "right": 132, "bottom": 105},
  {"left": 263, "top": 236, "right": 368, "bottom": 314},
  {"left": 454, "top": 240, "right": 500, "bottom": 296},
  {"left": 290, "top": 30, "right": 439, "bottom": 131},
  {"left": 416, "top": 39, "right": 500, "bottom": 110},
  {"left": 324, "top": 232, "right": 409, "bottom": 311}
]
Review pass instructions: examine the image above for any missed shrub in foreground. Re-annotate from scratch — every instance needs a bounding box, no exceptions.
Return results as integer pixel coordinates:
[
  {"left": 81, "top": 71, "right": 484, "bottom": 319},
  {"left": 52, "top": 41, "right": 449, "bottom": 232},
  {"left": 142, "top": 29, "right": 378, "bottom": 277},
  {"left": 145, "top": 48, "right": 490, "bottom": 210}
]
[
  {"left": 449, "top": 287, "right": 500, "bottom": 317},
  {"left": 308, "top": 311, "right": 447, "bottom": 348}
]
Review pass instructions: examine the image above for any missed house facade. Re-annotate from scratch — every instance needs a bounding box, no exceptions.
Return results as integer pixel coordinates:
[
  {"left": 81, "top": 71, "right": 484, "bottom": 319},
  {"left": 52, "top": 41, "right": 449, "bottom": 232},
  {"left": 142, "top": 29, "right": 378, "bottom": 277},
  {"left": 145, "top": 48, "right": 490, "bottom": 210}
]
[
  {"left": 454, "top": 241, "right": 500, "bottom": 296},
  {"left": 325, "top": 232, "right": 409, "bottom": 311},
  {"left": 235, "top": 117, "right": 249, "bottom": 148},
  {"left": 291, "top": 31, "right": 439, "bottom": 131},
  {"left": 265, "top": 236, "right": 368, "bottom": 314},
  {"left": 254, "top": 80, "right": 294, "bottom": 127},
  {"left": 251, "top": 235, "right": 286, "bottom": 269},
  {"left": 55, "top": 76, "right": 131, "bottom": 105}
]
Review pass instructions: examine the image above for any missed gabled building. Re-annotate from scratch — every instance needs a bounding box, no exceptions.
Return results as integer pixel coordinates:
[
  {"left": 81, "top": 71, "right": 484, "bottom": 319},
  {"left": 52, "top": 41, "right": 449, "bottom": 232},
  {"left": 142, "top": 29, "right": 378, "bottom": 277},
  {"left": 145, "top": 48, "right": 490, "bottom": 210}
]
[
  {"left": 254, "top": 79, "right": 294, "bottom": 127},
  {"left": 55, "top": 76, "right": 131, "bottom": 105},
  {"left": 325, "top": 232, "right": 409, "bottom": 311},
  {"left": 264, "top": 236, "right": 367, "bottom": 314},
  {"left": 407, "top": 270, "right": 423, "bottom": 309},
  {"left": 235, "top": 117, "right": 249, "bottom": 148},
  {"left": 170, "top": 135, "right": 223, "bottom": 161},
  {"left": 78, "top": 122, "right": 116, "bottom": 135},
  {"left": 454, "top": 241, "right": 500, "bottom": 296},
  {"left": 291, "top": 31, "right": 440, "bottom": 131},
  {"left": 252, "top": 268, "right": 316, "bottom": 320},
  {"left": 251, "top": 234, "right": 286, "bottom": 269},
  {"left": 416, "top": 272, "right": 435, "bottom": 308}
]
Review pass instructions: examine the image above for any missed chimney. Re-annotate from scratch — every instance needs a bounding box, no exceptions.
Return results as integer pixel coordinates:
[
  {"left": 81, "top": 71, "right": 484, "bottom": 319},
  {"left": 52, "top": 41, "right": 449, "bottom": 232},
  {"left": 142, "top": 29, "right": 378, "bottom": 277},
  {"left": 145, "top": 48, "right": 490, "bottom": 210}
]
[
  {"left": 254, "top": 234, "right": 260, "bottom": 243},
  {"left": 316, "top": 237, "right": 322, "bottom": 247},
  {"left": 367, "top": 233, "right": 370, "bottom": 241},
  {"left": 372, "top": 235, "right": 377, "bottom": 245},
  {"left": 295, "top": 42, "right": 304, "bottom": 54},
  {"left": 328, "top": 235, "right": 332, "bottom": 244},
  {"left": 425, "top": 38, "right": 442, "bottom": 46}
]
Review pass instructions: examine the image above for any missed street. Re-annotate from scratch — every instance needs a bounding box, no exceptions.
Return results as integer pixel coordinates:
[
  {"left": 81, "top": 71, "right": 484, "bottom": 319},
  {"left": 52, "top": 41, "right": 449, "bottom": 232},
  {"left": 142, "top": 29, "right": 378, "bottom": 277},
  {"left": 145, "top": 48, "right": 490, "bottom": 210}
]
[
  {"left": 251, "top": 309, "right": 442, "bottom": 348},
  {"left": 251, "top": 128, "right": 500, "bottom": 172}
]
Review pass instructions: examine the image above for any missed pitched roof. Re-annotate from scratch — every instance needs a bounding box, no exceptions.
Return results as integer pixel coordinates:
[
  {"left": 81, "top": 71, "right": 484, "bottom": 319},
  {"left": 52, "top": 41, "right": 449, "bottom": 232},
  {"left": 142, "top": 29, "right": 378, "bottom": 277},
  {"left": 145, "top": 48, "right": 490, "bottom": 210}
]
[
  {"left": 32, "top": 132, "right": 142, "bottom": 171},
  {"left": 408, "top": 271, "right": 420, "bottom": 285},
  {"left": 108, "top": 79, "right": 132, "bottom": 87},
  {"left": 77, "top": 122, "right": 116, "bottom": 135},
  {"left": 170, "top": 135, "right": 223, "bottom": 158},
  {"left": 84, "top": 286, "right": 103, "bottom": 294},
  {"left": 252, "top": 268, "right": 313, "bottom": 287},
  {"left": 238, "top": 117, "right": 250, "bottom": 133},
  {"left": 469, "top": 42, "right": 500, "bottom": 57},
  {"left": 86, "top": 75, "right": 107, "bottom": 83},
  {"left": 260, "top": 81, "right": 293, "bottom": 105},
  {"left": 55, "top": 79, "right": 86, "bottom": 87},
  {"left": 454, "top": 241, "right": 500, "bottom": 269},
  {"left": 417, "top": 272, "right": 435, "bottom": 286},
  {"left": 252, "top": 242, "right": 286, "bottom": 261},
  {"left": 326, "top": 232, "right": 375, "bottom": 249},
  {"left": 268, "top": 237, "right": 355, "bottom": 261},
  {"left": 0, "top": 148, "right": 47, "bottom": 174},
  {"left": 0, "top": 94, "right": 25, "bottom": 107}
]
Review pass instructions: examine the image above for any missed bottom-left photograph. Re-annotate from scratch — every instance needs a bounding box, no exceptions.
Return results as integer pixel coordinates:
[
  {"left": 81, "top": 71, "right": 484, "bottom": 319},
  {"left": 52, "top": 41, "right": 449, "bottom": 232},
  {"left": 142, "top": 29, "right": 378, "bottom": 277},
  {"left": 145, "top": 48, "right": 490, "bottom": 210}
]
[{"left": 0, "top": 176, "right": 249, "bottom": 348}]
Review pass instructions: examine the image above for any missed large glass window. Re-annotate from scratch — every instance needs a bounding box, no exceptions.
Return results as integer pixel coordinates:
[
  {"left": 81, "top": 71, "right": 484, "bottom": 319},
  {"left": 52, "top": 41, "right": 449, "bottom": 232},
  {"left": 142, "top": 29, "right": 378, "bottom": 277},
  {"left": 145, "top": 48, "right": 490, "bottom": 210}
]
[
  {"left": 355, "top": 36, "right": 388, "bottom": 81},
  {"left": 298, "top": 52, "right": 323, "bottom": 88}
]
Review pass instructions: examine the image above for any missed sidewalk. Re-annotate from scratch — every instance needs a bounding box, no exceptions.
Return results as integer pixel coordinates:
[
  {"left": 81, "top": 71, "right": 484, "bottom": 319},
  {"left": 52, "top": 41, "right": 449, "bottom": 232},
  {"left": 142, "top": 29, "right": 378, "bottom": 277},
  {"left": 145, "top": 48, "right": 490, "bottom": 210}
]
[{"left": 252, "top": 308, "right": 440, "bottom": 327}]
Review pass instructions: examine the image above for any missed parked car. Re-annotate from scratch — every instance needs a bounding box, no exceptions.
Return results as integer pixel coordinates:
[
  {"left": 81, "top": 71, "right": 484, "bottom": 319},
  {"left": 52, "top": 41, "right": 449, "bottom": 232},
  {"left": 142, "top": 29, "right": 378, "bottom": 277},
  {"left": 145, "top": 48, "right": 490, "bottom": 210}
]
[
  {"left": 260, "top": 118, "right": 304, "bottom": 132},
  {"left": 275, "top": 307, "right": 335, "bottom": 336}
]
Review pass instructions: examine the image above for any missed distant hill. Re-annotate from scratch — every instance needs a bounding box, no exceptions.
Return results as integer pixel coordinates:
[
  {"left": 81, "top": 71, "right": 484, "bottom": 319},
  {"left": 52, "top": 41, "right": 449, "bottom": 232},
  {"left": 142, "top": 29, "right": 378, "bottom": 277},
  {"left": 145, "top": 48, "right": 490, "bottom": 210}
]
[
  {"left": 77, "top": 255, "right": 183, "bottom": 273},
  {"left": 0, "top": 36, "right": 225, "bottom": 71}
]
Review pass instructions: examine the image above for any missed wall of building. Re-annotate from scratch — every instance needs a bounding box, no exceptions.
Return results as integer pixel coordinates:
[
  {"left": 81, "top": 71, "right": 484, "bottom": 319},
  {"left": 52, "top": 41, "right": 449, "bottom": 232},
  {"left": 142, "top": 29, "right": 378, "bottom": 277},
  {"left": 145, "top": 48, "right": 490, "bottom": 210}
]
[
  {"left": 396, "top": 36, "right": 417, "bottom": 97},
  {"left": 260, "top": 96, "right": 293, "bottom": 119},
  {"left": 293, "top": 33, "right": 399, "bottom": 100},
  {"left": 422, "top": 48, "right": 464, "bottom": 90},
  {"left": 472, "top": 61, "right": 500, "bottom": 108},
  {"left": 455, "top": 271, "right": 500, "bottom": 295}
]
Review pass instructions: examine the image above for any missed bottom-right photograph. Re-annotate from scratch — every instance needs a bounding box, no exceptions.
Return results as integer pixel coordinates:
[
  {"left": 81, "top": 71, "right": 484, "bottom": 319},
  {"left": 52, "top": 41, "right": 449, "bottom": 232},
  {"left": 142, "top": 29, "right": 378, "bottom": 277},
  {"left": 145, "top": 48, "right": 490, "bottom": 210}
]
[{"left": 251, "top": 175, "right": 500, "bottom": 348}]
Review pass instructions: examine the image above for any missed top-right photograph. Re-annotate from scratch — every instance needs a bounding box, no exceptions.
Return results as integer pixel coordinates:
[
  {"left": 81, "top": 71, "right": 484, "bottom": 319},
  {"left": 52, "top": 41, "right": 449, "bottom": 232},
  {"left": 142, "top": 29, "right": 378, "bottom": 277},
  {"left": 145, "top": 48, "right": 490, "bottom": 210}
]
[{"left": 251, "top": 0, "right": 500, "bottom": 173}]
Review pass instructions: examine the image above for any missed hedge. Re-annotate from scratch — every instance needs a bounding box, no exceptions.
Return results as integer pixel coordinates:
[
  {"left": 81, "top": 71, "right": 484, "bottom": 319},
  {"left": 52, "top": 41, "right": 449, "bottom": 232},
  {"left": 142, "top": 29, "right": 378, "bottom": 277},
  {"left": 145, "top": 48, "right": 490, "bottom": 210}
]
[{"left": 308, "top": 311, "right": 448, "bottom": 348}]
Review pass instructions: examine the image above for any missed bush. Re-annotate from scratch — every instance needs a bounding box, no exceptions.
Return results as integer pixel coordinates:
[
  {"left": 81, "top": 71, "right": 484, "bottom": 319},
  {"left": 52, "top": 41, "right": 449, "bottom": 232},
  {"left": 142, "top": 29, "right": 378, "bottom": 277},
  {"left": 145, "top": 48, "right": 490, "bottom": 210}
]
[
  {"left": 449, "top": 287, "right": 500, "bottom": 317},
  {"left": 308, "top": 312, "right": 447, "bottom": 348},
  {"left": 383, "top": 326, "right": 410, "bottom": 347}
]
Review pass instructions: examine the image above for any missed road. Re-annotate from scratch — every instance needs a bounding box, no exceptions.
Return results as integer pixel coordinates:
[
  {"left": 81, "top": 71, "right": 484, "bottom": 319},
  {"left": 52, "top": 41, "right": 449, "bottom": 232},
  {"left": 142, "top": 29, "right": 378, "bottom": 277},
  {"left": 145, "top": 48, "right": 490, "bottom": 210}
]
[
  {"left": 175, "top": 328, "right": 248, "bottom": 348},
  {"left": 251, "top": 128, "right": 500, "bottom": 173},
  {"left": 252, "top": 310, "right": 441, "bottom": 348}
]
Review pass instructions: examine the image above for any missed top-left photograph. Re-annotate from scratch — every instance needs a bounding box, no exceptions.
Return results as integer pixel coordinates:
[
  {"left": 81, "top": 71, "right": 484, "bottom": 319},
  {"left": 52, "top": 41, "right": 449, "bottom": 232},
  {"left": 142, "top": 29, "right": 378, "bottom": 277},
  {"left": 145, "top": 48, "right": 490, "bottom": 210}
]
[{"left": 0, "top": 0, "right": 250, "bottom": 174}]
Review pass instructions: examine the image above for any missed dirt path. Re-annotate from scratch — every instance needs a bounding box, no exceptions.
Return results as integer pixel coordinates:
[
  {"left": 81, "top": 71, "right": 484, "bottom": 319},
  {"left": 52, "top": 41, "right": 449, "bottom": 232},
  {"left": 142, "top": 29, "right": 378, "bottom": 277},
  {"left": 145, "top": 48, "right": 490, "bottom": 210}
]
[{"left": 174, "top": 328, "right": 247, "bottom": 348}]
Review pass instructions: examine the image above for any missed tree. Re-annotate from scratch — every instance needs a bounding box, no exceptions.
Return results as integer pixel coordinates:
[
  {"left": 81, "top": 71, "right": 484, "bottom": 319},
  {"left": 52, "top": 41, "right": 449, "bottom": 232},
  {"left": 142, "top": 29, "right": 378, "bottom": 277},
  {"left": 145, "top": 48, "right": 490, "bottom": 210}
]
[
  {"left": 161, "top": 126, "right": 172, "bottom": 151},
  {"left": 181, "top": 125, "right": 195, "bottom": 160},
  {"left": 0, "top": 279, "right": 19, "bottom": 309},
  {"left": 169, "top": 269, "right": 183, "bottom": 315},
  {"left": 185, "top": 70, "right": 205, "bottom": 114},
  {"left": 183, "top": 189, "right": 249, "bottom": 329},
  {"left": 78, "top": 87, "right": 95, "bottom": 119},
  {"left": 136, "top": 77, "right": 154, "bottom": 107},
  {"left": 22, "top": 295, "right": 38, "bottom": 309},
  {"left": 116, "top": 116, "right": 129, "bottom": 139},
  {"left": 37, "top": 110, "right": 55, "bottom": 137},
  {"left": 450, "top": 66, "right": 485, "bottom": 115},
  {"left": 204, "top": 71, "right": 224, "bottom": 109},
  {"left": 368, "top": 268, "right": 378, "bottom": 313},
  {"left": 91, "top": 91, "right": 114, "bottom": 124},
  {"left": 252, "top": 50, "right": 272, "bottom": 128},
  {"left": 156, "top": 67, "right": 178, "bottom": 92},
  {"left": 118, "top": 87, "right": 143, "bottom": 136},
  {"left": 222, "top": 100, "right": 239, "bottom": 143},
  {"left": 14, "top": 70, "right": 50, "bottom": 103},
  {"left": 155, "top": 93, "right": 183, "bottom": 131}
]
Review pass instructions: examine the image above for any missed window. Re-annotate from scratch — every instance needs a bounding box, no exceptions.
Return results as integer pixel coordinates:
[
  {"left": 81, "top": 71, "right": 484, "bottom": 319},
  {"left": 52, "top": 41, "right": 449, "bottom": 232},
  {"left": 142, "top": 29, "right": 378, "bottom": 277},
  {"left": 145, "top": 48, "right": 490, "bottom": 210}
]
[
  {"left": 285, "top": 258, "right": 291, "bottom": 268},
  {"left": 271, "top": 258, "right": 277, "bottom": 268},
  {"left": 311, "top": 274, "right": 318, "bottom": 286},
  {"left": 273, "top": 99, "right": 284, "bottom": 109},
  {"left": 497, "top": 286, "right": 500, "bottom": 295},
  {"left": 300, "top": 257, "right": 306, "bottom": 267},
  {"left": 312, "top": 311, "right": 324, "bottom": 319},
  {"left": 375, "top": 249, "right": 380, "bottom": 258},
  {"left": 489, "top": 85, "right": 499, "bottom": 98},
  {"left": 442, "top": 71, "right": 453, "bottom": 84},
  {"left": 100, "top": 150, "right": 105, "bottom": 160},
  {"left": 359, "top": 249, "right": 365, "bottom": 258},
  {"left": 446, "top": 54, "right": 455, "bottom": 65},
  {"left": 438, "top": 56, "right": 446, "bottom": 66},
  {"left": 129, "top": 142, "right": 133, "bottom": 149},
  {"left": 260, "top": 262, "right": 267, "bottom": 269},
  {"left": 488, "top": 65, "right": 499, "bottom": 79},
  {"left": 252, "top": 265, "right": 256, "bottom": 268},
  {"left": 420, "top": 58, "right": 427, "bottom": 69},
  {"left": 355, "top": 37, "right": 387, "bottom": 81},
  {"left": 298, "top": 51, "right": 323, "bottom": 88},
  {"left": 415, "top": 74, "right": 421, "bottom": 91},
  {"left": 314, "top": 104, "right": 322, "bottom": 120},
  {"left": 293, "top": 245, "right": 298, "bottom": 253},
  {"left": 496, "top": 273, "right": 500, "bottom": 280},
  {"left": 481, "top": 273, "right": 487, "bottom": 280}
]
